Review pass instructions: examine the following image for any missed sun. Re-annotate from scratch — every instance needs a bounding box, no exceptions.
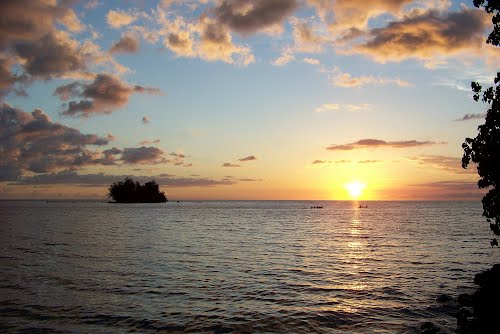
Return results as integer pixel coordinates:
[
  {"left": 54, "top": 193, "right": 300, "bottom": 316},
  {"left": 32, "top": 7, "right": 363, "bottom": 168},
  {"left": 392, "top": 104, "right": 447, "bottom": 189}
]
[{"left": 345, "top": 180, "right": 366, "bottom": 199}]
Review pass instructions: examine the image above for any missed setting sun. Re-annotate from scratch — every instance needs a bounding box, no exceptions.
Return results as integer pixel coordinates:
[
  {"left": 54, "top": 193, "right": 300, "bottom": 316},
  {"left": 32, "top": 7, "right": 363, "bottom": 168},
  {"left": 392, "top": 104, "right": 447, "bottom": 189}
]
[{"left": 345, "top": 181, "right": 366, "bottom": 199}]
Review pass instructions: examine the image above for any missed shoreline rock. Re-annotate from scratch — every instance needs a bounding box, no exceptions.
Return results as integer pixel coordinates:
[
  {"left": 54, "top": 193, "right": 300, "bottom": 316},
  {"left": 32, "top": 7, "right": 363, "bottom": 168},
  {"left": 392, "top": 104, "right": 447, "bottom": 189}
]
[{"left": 456, "top": 264, "right": 500, "bottom": 334}]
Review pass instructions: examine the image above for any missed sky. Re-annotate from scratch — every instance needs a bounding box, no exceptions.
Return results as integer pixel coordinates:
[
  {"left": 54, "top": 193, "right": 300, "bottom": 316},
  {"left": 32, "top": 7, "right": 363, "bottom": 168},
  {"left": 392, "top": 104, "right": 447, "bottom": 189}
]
[{"left": 0, "top": 0, "right": 498, "bottom": 201}]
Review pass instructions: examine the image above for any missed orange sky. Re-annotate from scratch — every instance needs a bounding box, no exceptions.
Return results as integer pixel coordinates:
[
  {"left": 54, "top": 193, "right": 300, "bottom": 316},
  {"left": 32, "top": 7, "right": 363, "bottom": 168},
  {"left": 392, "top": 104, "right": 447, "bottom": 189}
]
[{"left": 0, "top": 0, "right": 496, "bottom": 200}]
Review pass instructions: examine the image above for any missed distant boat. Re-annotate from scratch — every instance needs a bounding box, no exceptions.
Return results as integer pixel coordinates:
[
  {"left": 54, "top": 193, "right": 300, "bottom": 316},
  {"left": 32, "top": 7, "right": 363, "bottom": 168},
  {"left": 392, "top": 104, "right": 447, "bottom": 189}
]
[
  {"left": 311, "top": 206, "right": 323, "bottom": 209},
  {"left": 359, "top": 205, "right": 368, "bottom": 208}
]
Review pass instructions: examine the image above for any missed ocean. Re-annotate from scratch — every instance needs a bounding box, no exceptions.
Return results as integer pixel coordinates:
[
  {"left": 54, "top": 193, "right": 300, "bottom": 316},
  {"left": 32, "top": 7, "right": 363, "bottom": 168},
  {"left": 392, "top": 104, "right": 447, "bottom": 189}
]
[{"left": 0, "top": 200, "right": 496, "bottom": 333}]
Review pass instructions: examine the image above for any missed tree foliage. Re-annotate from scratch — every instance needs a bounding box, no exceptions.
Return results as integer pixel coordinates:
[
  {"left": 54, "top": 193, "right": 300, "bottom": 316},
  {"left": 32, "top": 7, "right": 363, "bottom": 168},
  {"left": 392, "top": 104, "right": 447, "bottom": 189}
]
[
  {"left": 108, "top": 177, "right": 167, "bottom": 203},
  {"left": 462, "top": 0, "right": 500, "bottom": 237},
  {"left": 473, "top": 0, "right": 500, "bottom": 46}
]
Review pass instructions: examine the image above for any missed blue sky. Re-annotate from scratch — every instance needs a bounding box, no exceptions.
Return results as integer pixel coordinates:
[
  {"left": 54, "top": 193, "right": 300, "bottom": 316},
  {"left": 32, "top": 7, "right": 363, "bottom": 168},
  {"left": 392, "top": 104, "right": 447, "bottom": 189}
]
[{"left": 0, "top": 0, "right": 498, "bottom": 200}]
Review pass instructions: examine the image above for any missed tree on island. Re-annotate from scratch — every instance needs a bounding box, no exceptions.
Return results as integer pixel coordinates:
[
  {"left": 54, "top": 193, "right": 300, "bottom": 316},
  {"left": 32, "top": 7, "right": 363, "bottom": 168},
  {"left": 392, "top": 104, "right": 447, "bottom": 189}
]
[
  {"left": 462, "top": 0, "right": 500, "bottom": 244},
  {"left": 108, "top": 177, "right": 167, "bottom": 203}
]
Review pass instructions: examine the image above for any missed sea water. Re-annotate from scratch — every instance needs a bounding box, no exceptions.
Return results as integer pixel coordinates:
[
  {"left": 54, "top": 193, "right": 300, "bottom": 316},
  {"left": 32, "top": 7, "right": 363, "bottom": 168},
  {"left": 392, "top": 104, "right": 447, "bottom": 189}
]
[{"left": 0, "top": 200, "right": 497, "bottom": 333}]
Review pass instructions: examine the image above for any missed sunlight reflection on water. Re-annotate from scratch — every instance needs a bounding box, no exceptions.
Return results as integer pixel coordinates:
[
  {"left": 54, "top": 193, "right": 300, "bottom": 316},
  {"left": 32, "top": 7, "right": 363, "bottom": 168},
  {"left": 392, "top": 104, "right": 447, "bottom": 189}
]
[{"left": 0, "top": 200, "right": 497, "bottom": 333}]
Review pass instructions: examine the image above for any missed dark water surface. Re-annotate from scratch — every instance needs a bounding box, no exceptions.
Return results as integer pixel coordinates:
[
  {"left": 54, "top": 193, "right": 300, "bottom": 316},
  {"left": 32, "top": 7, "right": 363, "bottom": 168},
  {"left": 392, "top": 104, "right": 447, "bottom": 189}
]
[{"left": 0, "top": 200, "right": 496, "bottom": 333}]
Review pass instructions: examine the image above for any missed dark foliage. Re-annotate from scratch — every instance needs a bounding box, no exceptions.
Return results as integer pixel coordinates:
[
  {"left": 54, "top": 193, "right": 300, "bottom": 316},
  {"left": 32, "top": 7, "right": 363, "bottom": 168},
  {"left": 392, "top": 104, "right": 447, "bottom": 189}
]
[
  {"left": 108, "top": 177, "right": 167, "bottom": 203},
  {"left": 473, "top": 0, "right": 500, "bottom": 46},
  {"left": 462, "top": 0, "right": 500, "bottom": 239}
]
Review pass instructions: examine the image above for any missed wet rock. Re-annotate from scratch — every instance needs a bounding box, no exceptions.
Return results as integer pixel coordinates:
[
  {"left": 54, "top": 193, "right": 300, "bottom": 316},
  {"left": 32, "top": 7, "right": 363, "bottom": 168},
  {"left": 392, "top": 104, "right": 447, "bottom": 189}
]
[
  {"left": 455, "top": 264, "right": 500, "bottom": 334},
  {"left": 457, "top": 293, "right": 474, "bottom": 307},
  {"left": 474, "top": 263, "right": 500, "bottom": 289},
  {"left": 436, "top": 294, "right": 451, "bottom": 303},
  {"left": 457, "top": 306, "right": 474, "bottom": 319},
  {"left": 456, "top": 306, "right": 475, "bottom": 332},
  {"left": 420, "top": 322, "right": 440, "bottom": 334}
]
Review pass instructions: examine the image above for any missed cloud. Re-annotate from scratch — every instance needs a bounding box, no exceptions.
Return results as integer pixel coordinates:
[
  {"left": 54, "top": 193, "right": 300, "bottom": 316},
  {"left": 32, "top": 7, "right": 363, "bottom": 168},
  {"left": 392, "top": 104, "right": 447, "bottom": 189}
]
[
  {"left": 165, "top": 31, "right": 195, "bottom": 56},
  {"left": 357, "top": 160, "right": 382, "bottom": 164},
  {"left": 120, "top": 146, "right": 166, "bottom": 164},
  {"left": 315, "top": 103, "right": 372, "bottom": 112},
  {"left": 327, "top": 67, "right": 412, "bottom": 87},
  {"left": 169, "top": 152, "right": 189, "bottom": 167},
  {"left": 271, "top": 48, "right": 295, "bottom": 66},
  {"left": 315, "top": 103, "right": 340, "bottom": 112},
  {"left": 133, "top": 5, "right": 256, "bottom": 66},
  {"left": 0, "top": 103, "right": 109, "bottom": 180},
  {"left": 14, "top": 171, "right": 237, "bottom": 188},
  {"left": 85, "top": 0, "right": 101, "bottom": 10},
  {"left": 0, "top": 1, "right": 131, "bottom": 96},
  {"left": 110, "top": 34, "right": 140, "bottom": 54},
  {"left": 326, "top": 139, "right": 445, "bottom": 151},
  {"left": 311, "top": 160, "right": 330, "bottom": 164},
  {"left": 355, "top": 7, "right": 490, "bottom": 63},
  {"left": 170, "top": 152, "right": 185, "bottom": 159},
  {"left": 0, "top": 103, "right": 172, "bottom": 181},
  {"left": 0, "top": 0, "right": 80, "bottom": 48},
  {"left": 222, "top": 162, "right": 240, "bottom": 167},
  {"left": 408, "top": 181, "right": 483, "bottom": 200},
  {"left": 211, "top": 0, "right": 299, "bottom": 35},
  {"left": 139, "top": 139, "right": 160, "bottom": 145},
  {"left": 97, "top": 145, "right": 168, "bottom": 165},
  {"left": 13, "top": 31, "right": 87, "bottom": 80},
  {"left": 238, "top": 178, "right": 262, "bottom": 182},
  {"left": 308, "top": 0, "right": 412, "bottom": 32},
  {"left": 406, "top": 155, "right": 476, "bottom": 175},
  {"left": 107, "top": 10, "right": 138, "bottom": 28},
  {"left": 58, "top": 8, "right": 85, "bottom": 32},
  {"left": 55, "top": 74, "right": 161, "bottom": 117},
  {"left": 454, "top": 113, "right": 487, "bottom": 121},
  {"left": 272, "top": 18, "right": 325, "bottom": 66},
  {"left": 142, "top": 116, "right": 151, "bottom": 124},
  {"left": 239, "top": 155, "right": 257, "bottom": 162},
  {"left": 303, "top": 57, "right": 320, "bottom": 65},
  {"left": 0, "top": 56, "right": 22, "bottom": 97},
  {"left": 198, "top": 19, "right": 255, "bottom": 66}
]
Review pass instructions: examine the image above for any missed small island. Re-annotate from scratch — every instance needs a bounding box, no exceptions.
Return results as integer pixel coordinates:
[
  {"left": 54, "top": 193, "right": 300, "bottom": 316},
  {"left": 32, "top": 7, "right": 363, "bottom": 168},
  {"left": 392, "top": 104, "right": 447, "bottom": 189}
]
[{"left": 108, "top": 177, "right": 167, "bottom": 203}]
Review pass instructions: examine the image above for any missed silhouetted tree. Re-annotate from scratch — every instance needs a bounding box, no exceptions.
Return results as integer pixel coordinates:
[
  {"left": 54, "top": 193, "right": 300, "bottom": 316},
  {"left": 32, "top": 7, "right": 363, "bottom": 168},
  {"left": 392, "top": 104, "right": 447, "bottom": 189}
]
[
  {"left": 462, "top": 0, "right": 500, "bottom": 240},
  {"left": 108, "top": 177, "right": 167, "bottom": 203}
]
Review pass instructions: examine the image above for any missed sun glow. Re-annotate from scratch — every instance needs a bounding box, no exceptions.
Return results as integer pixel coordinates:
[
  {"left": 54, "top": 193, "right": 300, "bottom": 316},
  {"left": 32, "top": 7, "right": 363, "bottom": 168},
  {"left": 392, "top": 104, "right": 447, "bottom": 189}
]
[{"left": 345, "top": 180, "right": 366, "bottom": 199}]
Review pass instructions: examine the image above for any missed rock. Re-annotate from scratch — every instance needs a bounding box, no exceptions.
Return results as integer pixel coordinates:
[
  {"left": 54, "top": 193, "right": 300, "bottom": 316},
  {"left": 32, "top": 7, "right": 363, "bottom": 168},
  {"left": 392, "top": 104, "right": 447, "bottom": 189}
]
[
  {"left": 436, "top": 294, "right": 452, "bottom": 303},
  {"left": 420, "top": 322, "right": 440, "bottom": 334},
  {"left": 457, "top": 306, "right": 474, "bottom": 319},
  {"left": 457, "top": 293, "right": 474, "bottom": 307},
  {"left": 474, "top": 263, "right": 500, "bottom": 289},
  {"left": 456, "top": 264, "right": 500, "bottom": 334}
]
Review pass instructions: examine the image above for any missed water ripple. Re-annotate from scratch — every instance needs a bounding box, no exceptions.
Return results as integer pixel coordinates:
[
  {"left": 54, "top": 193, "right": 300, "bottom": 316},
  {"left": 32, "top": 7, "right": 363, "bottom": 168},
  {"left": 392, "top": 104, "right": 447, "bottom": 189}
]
[{"left": 0, "top": 200, "right": 496, "bottom": 333}]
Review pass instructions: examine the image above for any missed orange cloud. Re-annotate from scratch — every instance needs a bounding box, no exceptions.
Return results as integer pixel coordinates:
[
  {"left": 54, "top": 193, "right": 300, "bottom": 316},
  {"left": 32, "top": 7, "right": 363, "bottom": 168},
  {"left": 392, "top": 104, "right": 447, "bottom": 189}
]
[
  {"left": 406, "top": 155, "right": 476, "bottom": 175},
  {"left": 14, "top": 171, "right": 237, "bottom": 188},
  {"left": 55, "top": 74, "right": 161, "bottom": 117},
  {"left": 198, "top": 19, "right": 255, "bottom": 66},
  {"left": 222, "top": 162, "right": 240, "bottom": 167},
  {"left": 308, "top": 0, "right": 412, "bottom": 31},
  {"left": 110, "top": 34, "right": 140, "bottom": 54},
  {"left": 357, "top": 160, "right": 382, "bottom": 163},
  {"left": 355, "top": 7, "right": 490, "bottom": 63},
  {"left": 326, "top": 139, "right": 445, "bottom": 150},
  {"left": 107, "top": 10, "right": 138, "bottom": 28},
  {"left": 239, "top": 155, "right": 258, "bottom": 162},
  {"left": 328, "top": 67, "right": 412, "bottom": 87},
  {"left": 211, "top": 0, "right": 299, "bottom": 35},
  {"left": 311, "top": 160, "right": 330, "bottom": 165}
]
